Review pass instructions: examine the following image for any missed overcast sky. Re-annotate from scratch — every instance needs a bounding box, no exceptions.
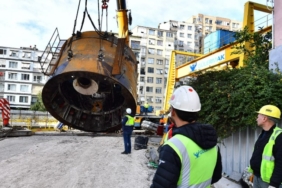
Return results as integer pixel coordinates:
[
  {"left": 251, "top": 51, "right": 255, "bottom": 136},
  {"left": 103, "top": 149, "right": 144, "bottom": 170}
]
[{"left": 0, "top": 0, "right": 272, "bottom": 50}]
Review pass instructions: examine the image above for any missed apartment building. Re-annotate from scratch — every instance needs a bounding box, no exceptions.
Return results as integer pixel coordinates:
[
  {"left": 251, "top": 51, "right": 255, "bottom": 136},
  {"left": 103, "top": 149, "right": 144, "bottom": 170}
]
[
  {"left": 131, "top": 14, "right": 242, "bottom": 112},
  {"left": 131, "top": 26, "right": 174, "bottom": 112},
  {"left": 187, "top": 14, "right": 242, "bottom": 53},
  {"left": 0, "top": 46, "right": 48, "bottom": 109}
]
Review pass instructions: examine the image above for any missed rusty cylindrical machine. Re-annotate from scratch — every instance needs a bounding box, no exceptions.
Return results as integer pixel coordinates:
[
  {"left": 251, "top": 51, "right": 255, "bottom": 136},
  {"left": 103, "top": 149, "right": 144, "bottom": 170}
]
[{"left": 42, "top": 31, "right": 138, "bottom": 132}]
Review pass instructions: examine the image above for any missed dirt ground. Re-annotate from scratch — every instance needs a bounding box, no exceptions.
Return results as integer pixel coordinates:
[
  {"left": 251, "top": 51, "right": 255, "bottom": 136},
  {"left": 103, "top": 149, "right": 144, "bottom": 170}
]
[{"left": 0, "top": 134, "right": 158, "bottom": 188}]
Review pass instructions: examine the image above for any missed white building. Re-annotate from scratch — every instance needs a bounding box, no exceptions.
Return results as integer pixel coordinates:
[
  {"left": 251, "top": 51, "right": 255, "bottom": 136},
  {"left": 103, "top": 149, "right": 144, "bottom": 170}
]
[{"left": 0, "top": 46, "right": 48, "bottom": 109}]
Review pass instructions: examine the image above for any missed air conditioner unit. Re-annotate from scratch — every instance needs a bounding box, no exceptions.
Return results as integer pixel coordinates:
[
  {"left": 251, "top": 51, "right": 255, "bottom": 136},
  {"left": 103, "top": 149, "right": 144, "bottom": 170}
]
[
  {"left": 151, "top": 98, "right": 154, "bottom": 102},
  {"left": 22, "top": 53, "right": 25, "bottom": 57}
]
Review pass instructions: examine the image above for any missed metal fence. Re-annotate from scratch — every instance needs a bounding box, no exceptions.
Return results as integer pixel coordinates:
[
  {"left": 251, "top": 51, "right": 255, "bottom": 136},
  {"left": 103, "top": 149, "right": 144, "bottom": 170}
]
[{"left": 219, "top": 122, "right": 281, "bottom": 181}]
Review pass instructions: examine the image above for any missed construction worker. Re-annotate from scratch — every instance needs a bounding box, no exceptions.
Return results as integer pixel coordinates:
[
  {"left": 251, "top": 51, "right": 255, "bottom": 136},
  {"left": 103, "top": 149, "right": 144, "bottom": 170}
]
[
  {"left": 121, "top": 108, "right": 134, "bottom": 154},
  {"left": 151, "top": 86, "right": 222, "bottom": 188},
  {"left": 144, "top": 101, "right": 149, "bottom": 115},
  {"left": 249, "top": 105, "right": 282, "bottom": 188}
]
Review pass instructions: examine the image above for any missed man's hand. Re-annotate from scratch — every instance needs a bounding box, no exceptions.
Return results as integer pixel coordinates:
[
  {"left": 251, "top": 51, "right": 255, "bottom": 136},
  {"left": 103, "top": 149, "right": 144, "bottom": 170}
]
[{"left": 268, "top": 186, "right": 275, "bottom": 188}]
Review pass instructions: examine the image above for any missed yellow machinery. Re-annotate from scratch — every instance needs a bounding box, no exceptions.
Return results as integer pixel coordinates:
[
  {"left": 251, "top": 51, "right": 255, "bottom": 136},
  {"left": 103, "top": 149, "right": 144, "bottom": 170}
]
[{"left": 38, "top": 0, "right": 137, "bottom": 132}]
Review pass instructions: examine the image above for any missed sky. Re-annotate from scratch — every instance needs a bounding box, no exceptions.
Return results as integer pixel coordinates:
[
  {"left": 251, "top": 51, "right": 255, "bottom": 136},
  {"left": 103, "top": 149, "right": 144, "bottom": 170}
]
[{"left": 0, "top": 0, "right": 272, "bottom": 50}]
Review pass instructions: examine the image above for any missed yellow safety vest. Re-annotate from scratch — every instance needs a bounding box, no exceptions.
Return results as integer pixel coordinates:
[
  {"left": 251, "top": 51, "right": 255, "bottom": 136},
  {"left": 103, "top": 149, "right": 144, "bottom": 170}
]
[
  {"left": 165, "top": 134, "right": 217, "bottom": 188},
  {"left": 249, "top": 126, "right": 282, "bottom": 183},
  {"left": 125, "top": 115, "right": 134, "bottom": 126}
]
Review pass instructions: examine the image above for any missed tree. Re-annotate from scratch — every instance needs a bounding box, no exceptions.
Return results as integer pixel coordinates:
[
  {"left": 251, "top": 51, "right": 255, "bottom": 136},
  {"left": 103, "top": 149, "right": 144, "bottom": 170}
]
[
  {"left": 187, "top": 27, "right": 282, "bottom": 138},
  {"left": 30, "top": 92, "right": 46, "bottom": 111}
]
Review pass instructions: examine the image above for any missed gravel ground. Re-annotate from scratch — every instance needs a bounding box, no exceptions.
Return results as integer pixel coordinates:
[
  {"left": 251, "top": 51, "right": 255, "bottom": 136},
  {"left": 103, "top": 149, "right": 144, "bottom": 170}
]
[{"left": 0, "top": 134, "right": 157, "bottom": 188}]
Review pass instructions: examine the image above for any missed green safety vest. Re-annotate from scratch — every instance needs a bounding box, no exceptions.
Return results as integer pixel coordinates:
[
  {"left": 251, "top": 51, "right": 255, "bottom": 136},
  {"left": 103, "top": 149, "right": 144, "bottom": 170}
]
[
  {"left": 164, "top": 134, "right": 217, "bottom": 188},
  {"left": 249, "top": 126, "right": 282, "bottom": 183},
  {"left": 125, "top": 115, "right": 134, "bottom": 126},
  {"left": 144, "top": 103, "right": 149, "bottom": 108}
]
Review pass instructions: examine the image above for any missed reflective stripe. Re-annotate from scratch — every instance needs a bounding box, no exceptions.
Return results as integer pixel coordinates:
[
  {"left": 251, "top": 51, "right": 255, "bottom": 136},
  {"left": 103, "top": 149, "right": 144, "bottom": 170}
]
[
  {"left": 189, "top": 178, "right": 212, "bottom": 188},
  {"left": 263, "top": 155, "right": 275, "bottom": 161},
  {"left": 169, "top": 137, "right": 212, "bottom": 188}
]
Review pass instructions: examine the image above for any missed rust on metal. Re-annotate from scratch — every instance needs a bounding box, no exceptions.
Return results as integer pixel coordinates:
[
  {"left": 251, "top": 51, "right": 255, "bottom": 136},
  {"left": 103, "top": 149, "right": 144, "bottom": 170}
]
[{"left": 42, "top": 31, "right": 138, "bottom": 132}]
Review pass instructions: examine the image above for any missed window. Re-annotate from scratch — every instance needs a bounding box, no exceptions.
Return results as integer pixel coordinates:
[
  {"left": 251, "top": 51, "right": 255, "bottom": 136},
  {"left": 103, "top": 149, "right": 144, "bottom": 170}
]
[
  {"left": 146, "top": 87, "right": 153, "bottom": 92},
  {"left": 130, "top": 40, "right": 140, "bottom": 49},
  {"left": 147, "top": 58, "right": 154, "bottom": 64},
  {"left": 19, "top": 96, "right": 29, "bottom": 103},
  {"left": 187, "top": 26, "right": 192, "bottom": 30},
  {"left": 209, "top": 20, "right": 213, "bottom": 24},
  {"left": 33, "top": 75, "right": 42, "bottom": 82},
  {"left": 8, "top": 73, "right": 17, "bottom": 80},
  {"left": 20, "top": 85, "right": 29, "bottom": 92},
  {"left": 187, "top": 34, "right": 192, "bottom": 38},
  {"left": 205, "top": 18, "right": 209, "bottom": 24},
  {"left": 155, "top": 87, "right": 162, "bottom": 94},
  {"left": 157, "top": 59, "right": 163, "bottom": 65},
  {"left": 7, "top": 96, "right": 15, "bottom": 102},
  {"left": 156, "top": 78, "right": 162, "bottom": 84},
  {"left": 155, "top": 97, "right": 162, "bottom": 103},
  {"left": 7, "top": 84, "right": 16, "bottom": 91},
  {"left": 178, "top": 40, "right": 184, "bottom": 47},
  {"left": 165, "top": 59, "right": 169, "bottom": 65},
  {"left": 216, "top": 20, "right": 223, "bottom": 25},
  {"left": 149, "top": 39, "right": 155, "bottom": 45},
  {"left": 156, "top": 69, "right": 163, "bottom": 74},
  {"left": 21, "top": 74, "right": 30, "bottom": 81},
  {"left": 0, "top": 60, "right": 6, "bottom": 67},
  {"left": 149, "top": 29, "right": 155, "bottom": 35},
  {"left": 180, "top": 25, "right": 185, "bottom": 30},
  {"left": 0, "top": 49, "right": 7, "bottom": 55},
  {"left": 148, "top": 48, "right": 155, "bottom": 55},
  {"left": 21, "top": 62, "right": 30, "bottom": 70},
  {"left": 166, "top": 32, "right": 173, "bottom": 38},
  {"left": 10, "top": 51, "right": 18, "bottom": 57},
  {"left": 157, "top": 50, "right": 163, "bottom": 56},
  {"left": 140, "top": 76, "right": 145, "bottom": 82},
  {"left": 187, "top": 41, "right": 192, "bottom": 47},
  {"left": 157, "top": 31, "right": 163, "bottom": 37},
  {"left": 147, "top": 67, "right": 154, "bottom": 73},
  {"left": 140, "top": 68, "right": 145, "bottom": 75},
  {"left": 9, "top": 61, "right": 18, "bottom": 68},
  {"left": 22, "top": 52, "right": 31, "bottom": 58},
  {"left": 147, "top": 77, "right": 154, "bottom": 83},
  {"left": 180, "top": 33, "right": 184, "bottom": 37},
  {"left": 157, "top": 40, "right": 163, "bottom": 46}
]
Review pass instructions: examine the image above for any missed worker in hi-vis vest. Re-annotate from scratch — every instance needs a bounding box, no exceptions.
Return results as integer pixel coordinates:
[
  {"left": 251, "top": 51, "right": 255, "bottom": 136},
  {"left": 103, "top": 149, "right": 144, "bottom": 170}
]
[
  {"left": 249, "top": 105, "right": 282, "bottom": 188},
  {"left": 144, "top": 101, "right": 149, "bottom": 115},
  {"left": 121, "top": 108, "right": 134, "bottom": 155},
  {"left": 151, "top": 86, "right": 222, "bottom": 188}
]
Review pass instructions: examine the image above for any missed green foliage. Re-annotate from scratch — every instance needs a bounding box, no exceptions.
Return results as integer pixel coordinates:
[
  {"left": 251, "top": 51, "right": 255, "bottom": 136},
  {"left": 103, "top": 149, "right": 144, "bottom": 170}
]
[
  {"left": 187, "top": 27, "right": 282, "bottom": 138},
  {"left": 30, "top": 92, "right": 46, "bottom": 111}
]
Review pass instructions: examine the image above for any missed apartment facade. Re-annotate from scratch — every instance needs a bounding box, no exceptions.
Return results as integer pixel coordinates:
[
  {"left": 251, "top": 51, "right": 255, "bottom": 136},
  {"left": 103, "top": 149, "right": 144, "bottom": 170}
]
[
  {"left": 131, "top": 14, "right": 242, "bottom": 112},
  {"left": 0, "top": 46, "right": 48, "bottom": 109},
  {"left": 131, "top": 26, "right": 174, "bottom": 112}
]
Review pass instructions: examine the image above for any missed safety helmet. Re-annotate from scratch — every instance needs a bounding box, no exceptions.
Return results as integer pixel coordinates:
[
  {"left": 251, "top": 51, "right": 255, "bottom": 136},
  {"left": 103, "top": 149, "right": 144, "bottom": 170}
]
[
  {"left": 257, "top": 105, "right": 281, "bottom": 119},
  {"left": 126, "top": 108, "right": 132, "bottom": 114},
  {"left": 169, "top": 86, "right": 201, "bottom": 112}
]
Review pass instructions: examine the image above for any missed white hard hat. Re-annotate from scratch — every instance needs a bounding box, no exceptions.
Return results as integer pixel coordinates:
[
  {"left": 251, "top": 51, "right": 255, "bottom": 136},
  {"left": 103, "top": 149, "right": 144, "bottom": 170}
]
[
  {"left": 126, "top": 108, "right": 132, "bottom": 114},
  {"left": 169, "top": 86, "right": 201, "bottom": 112}
]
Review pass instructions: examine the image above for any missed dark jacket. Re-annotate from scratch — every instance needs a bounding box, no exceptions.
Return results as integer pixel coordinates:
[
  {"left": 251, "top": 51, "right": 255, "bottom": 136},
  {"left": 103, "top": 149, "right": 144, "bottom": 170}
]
[
  {"left": 122, "top": 114, "right": 134, "bottom": 132},
  {"left": 250, "top": 125, "right": 282, "bottom": 187},
  {"left": 151, "top": 122, "right": 222, "bottom": 188}
]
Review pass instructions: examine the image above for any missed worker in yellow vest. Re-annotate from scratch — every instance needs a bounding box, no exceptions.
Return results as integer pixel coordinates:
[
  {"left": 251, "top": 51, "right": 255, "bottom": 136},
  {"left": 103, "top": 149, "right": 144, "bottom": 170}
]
[
  {"left": 144, "top": 101, "right": 149, "bottom": 115},
  {"left": 121, "top": 108, "right": 134, "bottom": 155},
  {"left": 249, "top": 105, "right": 282, "bottom": 188},
  {"left": 151, "top": 86, "right": 222, "bottom": 188}
]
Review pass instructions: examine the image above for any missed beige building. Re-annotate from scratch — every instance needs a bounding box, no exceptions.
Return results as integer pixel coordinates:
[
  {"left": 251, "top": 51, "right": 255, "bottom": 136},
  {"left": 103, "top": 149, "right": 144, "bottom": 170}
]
[{"left": 130, "top": 14, "right": 242, "bottom": 113}]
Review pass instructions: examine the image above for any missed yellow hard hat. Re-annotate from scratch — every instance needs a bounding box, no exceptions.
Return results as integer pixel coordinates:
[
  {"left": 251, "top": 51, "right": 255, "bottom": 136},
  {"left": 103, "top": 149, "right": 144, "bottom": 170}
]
[{"left": 257, "top": 105, "right": 281, "bottom": 119}]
